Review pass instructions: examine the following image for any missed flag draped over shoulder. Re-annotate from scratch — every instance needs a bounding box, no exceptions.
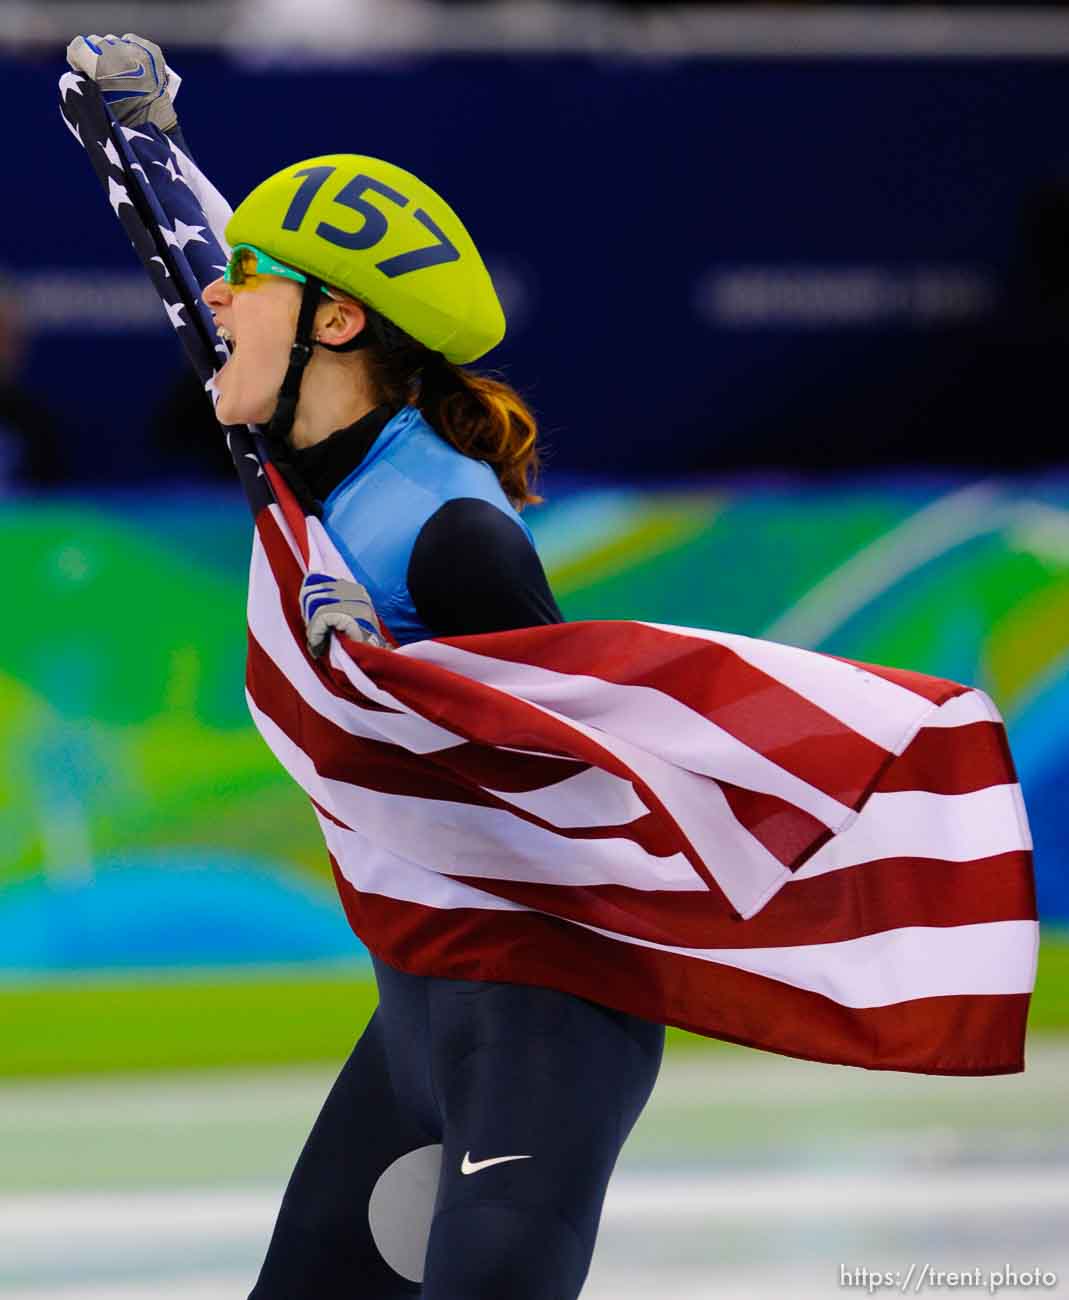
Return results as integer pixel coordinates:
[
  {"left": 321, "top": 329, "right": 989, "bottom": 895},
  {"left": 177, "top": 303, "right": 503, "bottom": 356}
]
[{"left": 60, "top": 72, "right": 1038, "bottom": 1075}]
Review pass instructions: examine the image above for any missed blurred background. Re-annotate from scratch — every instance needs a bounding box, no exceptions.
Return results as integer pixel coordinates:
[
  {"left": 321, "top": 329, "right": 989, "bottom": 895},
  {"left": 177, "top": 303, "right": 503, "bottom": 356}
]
[{"left": 2, "top": 2, "right": 1068, "bottom": 1297}]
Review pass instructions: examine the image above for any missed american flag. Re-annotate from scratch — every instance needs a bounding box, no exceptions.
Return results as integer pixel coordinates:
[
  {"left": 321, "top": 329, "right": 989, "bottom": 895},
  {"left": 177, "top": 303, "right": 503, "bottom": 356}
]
[{"left": 60, "top": 71, "right": 1038, "bottom": 1075}]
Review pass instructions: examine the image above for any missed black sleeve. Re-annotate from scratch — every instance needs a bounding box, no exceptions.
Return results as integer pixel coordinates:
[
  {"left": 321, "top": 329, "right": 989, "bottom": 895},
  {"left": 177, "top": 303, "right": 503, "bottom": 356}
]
[{"left": 407, "top": 498, "right": 564, "bottom": 638}]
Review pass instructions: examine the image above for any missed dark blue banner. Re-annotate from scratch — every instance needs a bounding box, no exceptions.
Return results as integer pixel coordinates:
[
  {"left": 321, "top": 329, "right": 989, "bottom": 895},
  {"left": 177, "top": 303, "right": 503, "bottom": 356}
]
[{"left": 6, "top": 50, "right": 1069, "bottom": 480}]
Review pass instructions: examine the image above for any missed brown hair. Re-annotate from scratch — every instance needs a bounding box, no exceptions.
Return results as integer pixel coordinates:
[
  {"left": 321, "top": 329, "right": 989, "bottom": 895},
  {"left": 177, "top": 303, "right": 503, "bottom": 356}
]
[{"left": 363, "top": 317, "right": 542, "bottom": 510}]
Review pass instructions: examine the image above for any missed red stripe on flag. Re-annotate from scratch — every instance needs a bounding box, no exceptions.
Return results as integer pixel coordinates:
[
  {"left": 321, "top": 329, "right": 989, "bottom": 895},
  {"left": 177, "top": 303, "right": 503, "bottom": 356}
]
[
  {"left": 446, "top": 850, "right": 1037, "bottom": 949},
  {"left": 336, "top": 870, "right": 1027, "bottom": 1075},
  {"left": 309, "top": 796, "right": 351, "bottom": 830},
  {"left": 262, "top": 463, "right": 310, "bottom": 565},
  {"left": 877, "top": 721, "right": 1021, "bottom": 795},
  {"left": 833, "top": 654, "right": 970, "bottom": 705},
  {"left": 434, "top": 621, "right": 894, "bottom": 806},
  {"left": 434, "top": 741, "right": 587, "bottom": 794},
  {"left": 718, "top": 783, "right": 832, "bottom": 869}
]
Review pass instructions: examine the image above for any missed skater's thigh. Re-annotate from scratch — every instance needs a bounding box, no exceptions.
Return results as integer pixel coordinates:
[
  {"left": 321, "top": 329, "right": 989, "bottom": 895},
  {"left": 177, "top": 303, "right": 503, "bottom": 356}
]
[
  {"left": 422, "top": 984, "right": 664, "bottom": 1300},
  {"left": 250, "top": 1009, "right": 440, "bottom": 1300}
]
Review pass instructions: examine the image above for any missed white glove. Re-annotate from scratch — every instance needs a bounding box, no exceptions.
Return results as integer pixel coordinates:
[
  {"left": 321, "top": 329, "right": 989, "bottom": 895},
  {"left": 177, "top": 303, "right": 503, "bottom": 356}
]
[
  {"left": 66, "top": 32, "right": 178, "bottom": 132},
  {"left": 300, "top": 572, "right": 386, "bottom": 657}
]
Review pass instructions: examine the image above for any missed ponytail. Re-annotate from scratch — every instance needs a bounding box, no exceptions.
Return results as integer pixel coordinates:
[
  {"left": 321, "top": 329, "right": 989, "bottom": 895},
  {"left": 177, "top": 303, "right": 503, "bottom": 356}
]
[
  {"left": 417, "top": 354, "right": 541, "bottom": 509},
  {"left": 362, "top": 312, "right": 542, "bottom": 510}
]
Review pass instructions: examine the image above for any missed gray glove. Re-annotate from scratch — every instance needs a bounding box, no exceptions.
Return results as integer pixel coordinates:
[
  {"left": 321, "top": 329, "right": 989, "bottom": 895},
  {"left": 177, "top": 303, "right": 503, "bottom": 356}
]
[
  {"left": 65, "top": 33, "right": 178, "bottom": 133},
  {"left": 300, "top": 572, "right": 387, "bottom": 657}
]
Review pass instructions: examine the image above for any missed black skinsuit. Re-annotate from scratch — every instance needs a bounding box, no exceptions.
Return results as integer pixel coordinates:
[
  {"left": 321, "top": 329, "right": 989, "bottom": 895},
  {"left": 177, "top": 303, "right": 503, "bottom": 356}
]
[{"left": 249, "top": 407, "right": 665, "bottom": 1300}]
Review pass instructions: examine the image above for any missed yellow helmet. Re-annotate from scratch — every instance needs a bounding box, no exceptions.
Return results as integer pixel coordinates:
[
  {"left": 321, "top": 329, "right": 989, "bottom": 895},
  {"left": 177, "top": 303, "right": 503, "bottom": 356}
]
[{"left": 225, "top": 154, "right": 505, "bottom": 364}]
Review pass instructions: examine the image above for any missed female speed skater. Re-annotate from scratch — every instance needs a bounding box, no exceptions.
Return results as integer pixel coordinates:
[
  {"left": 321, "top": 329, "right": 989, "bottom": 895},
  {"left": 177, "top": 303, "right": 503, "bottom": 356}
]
[
  {"left": 214, "top": 157, "right": 666, "bottom": 1300},
  {"left": 65, "top": 31, "right": 666, "bottom": 1300}
]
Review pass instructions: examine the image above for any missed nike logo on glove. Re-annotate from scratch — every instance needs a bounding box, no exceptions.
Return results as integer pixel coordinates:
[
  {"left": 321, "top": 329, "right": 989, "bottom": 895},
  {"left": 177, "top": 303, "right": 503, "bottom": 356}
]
[{"left": 460, "top": 1151, "right": 532, "bottom": 1175}]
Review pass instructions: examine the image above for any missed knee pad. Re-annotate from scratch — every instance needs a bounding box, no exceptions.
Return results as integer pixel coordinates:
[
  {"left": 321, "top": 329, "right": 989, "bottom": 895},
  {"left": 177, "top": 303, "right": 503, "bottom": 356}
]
[{"left": 368, "top": 1143, "right": 443, "bottom": 1284}]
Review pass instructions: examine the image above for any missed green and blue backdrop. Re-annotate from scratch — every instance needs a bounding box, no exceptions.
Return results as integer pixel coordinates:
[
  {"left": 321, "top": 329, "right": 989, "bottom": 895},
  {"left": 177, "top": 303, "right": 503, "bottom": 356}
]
[{"left": 3, "top": 475, "right": 1067, "bottom": 1071}]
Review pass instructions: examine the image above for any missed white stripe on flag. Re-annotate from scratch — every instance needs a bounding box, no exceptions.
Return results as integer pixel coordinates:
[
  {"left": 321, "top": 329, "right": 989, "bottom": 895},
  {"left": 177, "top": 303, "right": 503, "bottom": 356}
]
[
  {"left": 794, "top": 785, "right": 1033, "bottom": 879},
  {"left": 486, "top": 764, "right": 649, "bottom": 829},
  {"left": 170, "top": 142, "right": 235, "bottom": 257},
  {"left": 319, "top": 814, "right": 528, "bottom": 914},
  {"left": 920, "top": 688, "right": 1001, "bottom": 729},
  {"left": 574, "top": 919, "right": 1040, "bottom": 1007},
  {"left": 308, "top": 514, "right": 367, "bottom": 588},
  {"left": 644, "top": 622, "right": 940, "bottom": 753},
  {"left": 592, "top": 725, "right": 791, "bottom": 917}
]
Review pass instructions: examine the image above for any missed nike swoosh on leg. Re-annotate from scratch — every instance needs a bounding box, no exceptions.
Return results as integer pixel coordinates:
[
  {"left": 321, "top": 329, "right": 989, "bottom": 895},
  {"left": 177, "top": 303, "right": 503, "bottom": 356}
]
[{"left": 460, "top": 1152, "right": 533, "bottom": 1175}]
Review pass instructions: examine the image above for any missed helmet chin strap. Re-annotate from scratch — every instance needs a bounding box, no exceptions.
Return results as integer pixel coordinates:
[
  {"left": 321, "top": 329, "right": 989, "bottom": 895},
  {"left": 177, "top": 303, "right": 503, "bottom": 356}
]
[
  {"left": 266, "top": 276, "right": 327, "bottom": 447},
  {"left": 260, "top": 276, "right": 332, "bottom": 516},
  {"left": 266, "top": 277, "right": 378, "bottom": 446}
]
